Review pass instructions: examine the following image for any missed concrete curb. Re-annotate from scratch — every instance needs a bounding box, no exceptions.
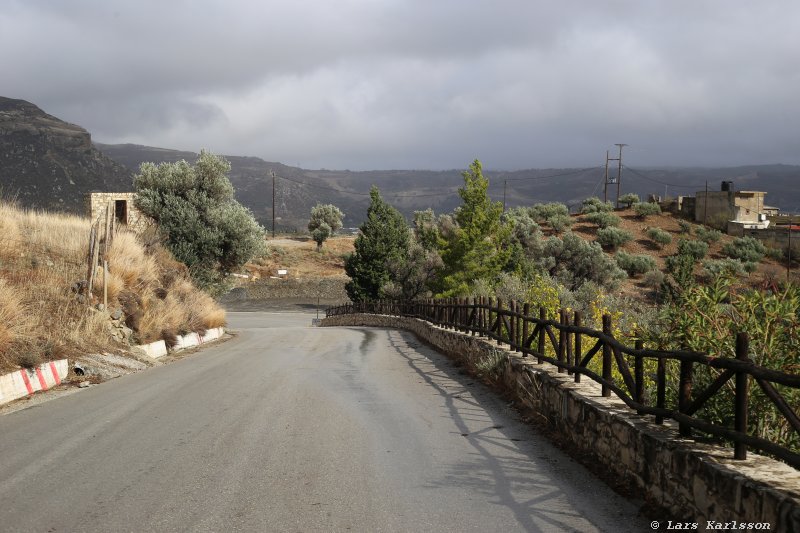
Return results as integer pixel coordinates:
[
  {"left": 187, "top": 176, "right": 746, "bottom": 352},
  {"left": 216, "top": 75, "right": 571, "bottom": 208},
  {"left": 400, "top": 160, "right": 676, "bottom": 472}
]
[
  {"left": 134, "top": 327, "right": 225, "bottom": 359},
  {"left": 0, "top": 328, "right": 226, "bottom": 406},
  {"left": 0, "top": 359, "right": 69, "bottom": 406}
]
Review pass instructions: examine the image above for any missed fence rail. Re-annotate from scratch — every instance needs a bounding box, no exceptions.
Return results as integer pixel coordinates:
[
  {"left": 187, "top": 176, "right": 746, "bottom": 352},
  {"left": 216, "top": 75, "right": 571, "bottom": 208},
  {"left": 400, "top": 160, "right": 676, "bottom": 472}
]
[{"left": 326, "top": 298, "right": 800, "bottom": 468}]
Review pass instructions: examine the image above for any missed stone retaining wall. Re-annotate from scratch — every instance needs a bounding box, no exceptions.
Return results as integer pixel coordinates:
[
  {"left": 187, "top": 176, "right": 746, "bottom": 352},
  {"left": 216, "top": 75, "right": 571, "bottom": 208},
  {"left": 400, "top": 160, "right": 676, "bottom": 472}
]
[{"left": 321, "top": 313, "right": 800, "bottom": 532}]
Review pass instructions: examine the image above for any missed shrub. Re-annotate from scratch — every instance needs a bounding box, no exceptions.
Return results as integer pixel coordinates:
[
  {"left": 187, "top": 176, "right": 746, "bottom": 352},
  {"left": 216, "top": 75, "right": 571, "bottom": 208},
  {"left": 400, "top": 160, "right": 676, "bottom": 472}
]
[
  {"left": 765, "top": 247, "right": 784, "bottom": 261},
  {"left": 643, "top": 269, "right": 665, "bottom": 290},
  {"left": 646, "top": 227, "right": 672, "bottom": 248},
  {"left": 548, "top": 214, "right": 572, "bottom": 234},
  {"left": 134, "top": 151, "right": 266, "bottom": 293},
  {"left": 677, "top": 238, "right": 709, "bottom": 260},
  {"left": 615, "top": 251, "right": 657, "bottom": 277},
  {"left": 596, "top": 227, "right": 633, "bottom": 249},
  {"left": 633, "top": 202, "right": 661, "bottom": 218},
  {"left": 678, "top": 220, "right": 692, "bottom": 234},
  {"left": 619, "top": 193, "right": 640, "bottom": 209},
  {"left": 695, "top": 226, "right": 722, "bottom": 244},
  {"left": 702, "top": 258, "right": 747, "bottom": 278},
  {"left": 722, "top": 236, "right": 767, "bottom": 264},
  {"left": 538, "top": 232, "right": 626, "bottom": 290},
  {"left": 584, "top": 211, "right": 621, "bottom": 228},
  {"left": 581, "top": 197, "right": 614, "bottom": 214}
]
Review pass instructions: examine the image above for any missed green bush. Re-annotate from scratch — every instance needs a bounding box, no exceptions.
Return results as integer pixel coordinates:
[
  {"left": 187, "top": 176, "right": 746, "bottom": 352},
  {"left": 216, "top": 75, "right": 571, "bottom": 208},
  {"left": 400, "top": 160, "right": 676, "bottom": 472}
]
[
  {"left": 678, "top": 220, "right": 692, "bottom": 234},
  {"left": 596, "top": 227, "right": 633, "bottom": 250},
  {"left": 581, "top": 197, "right": 614, "bottom": 214},
  {"left": 619, "top": 193, "right": 640, "bottom": 209},
  {"left": 702, "top": 258, "right": 747, "bottom": 278},
  {"left": 538, "top": 232, "right": 627, "bottom": 290},
  {"left": 647, "top": 227, "right": 672, "bottom": 247},
  {"left": 677, "top": 238, "right": 709, "bottom": 260},
  {"left": 615, "top": 251, "right": 657, "bottom": 277},
  {"left": 584, "top": 211, "right": 621, "bottom": 228},
  {"left": 548, "top": 214, "right": 572, "bottom": 233},
  {"left": 695, "top": 226, "right": 722, "bottom": 244},
  {"left": 633, "top": 202, "right": 662, "bottom": 218},
  {"left": 134, "top": 151, "right": 265, "bottom": 293},
  {"left": 722, "top": 236, "right": 767, "bottom": 263}
]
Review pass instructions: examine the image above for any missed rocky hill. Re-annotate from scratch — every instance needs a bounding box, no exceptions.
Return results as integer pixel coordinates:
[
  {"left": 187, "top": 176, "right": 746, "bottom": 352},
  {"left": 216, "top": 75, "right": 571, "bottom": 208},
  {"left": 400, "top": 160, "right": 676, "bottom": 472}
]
[
  {"left": 3, "top": 96, "right": 799, "bottom": 226},
  {"left": 0, "top": 97, "right": 131, "bottom": 213}
]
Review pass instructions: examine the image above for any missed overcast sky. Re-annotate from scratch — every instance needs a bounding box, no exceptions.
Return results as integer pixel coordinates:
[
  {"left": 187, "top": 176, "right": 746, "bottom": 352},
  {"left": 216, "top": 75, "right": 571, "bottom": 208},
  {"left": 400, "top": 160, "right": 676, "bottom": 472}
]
[{"left": 2, "top": 1, "right": 799, "bottom": 170}]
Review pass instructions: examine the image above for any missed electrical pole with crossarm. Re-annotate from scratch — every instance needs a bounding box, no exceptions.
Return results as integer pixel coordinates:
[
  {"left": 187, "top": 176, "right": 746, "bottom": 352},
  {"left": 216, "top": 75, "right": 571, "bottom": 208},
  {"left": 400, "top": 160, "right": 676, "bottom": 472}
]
[{"left": 614, "top": 143, "right": 627, "bottom": 208}]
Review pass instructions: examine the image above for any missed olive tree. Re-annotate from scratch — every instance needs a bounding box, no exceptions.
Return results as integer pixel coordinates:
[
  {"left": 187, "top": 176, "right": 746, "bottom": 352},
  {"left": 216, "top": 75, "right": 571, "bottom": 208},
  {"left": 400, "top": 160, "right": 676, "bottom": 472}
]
[
  {"left": 308, "top": 203, "right": 344, "bottom": 250},
  {"left": 134, "top": 150, "right": 265, "bottom": 294}
]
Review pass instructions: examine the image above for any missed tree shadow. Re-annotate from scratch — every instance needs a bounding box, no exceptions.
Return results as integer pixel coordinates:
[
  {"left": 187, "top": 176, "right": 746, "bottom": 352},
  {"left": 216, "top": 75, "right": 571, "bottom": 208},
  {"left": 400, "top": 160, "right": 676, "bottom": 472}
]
[{"left": 384, "top": 329, "right": 643, "bottom": 533}]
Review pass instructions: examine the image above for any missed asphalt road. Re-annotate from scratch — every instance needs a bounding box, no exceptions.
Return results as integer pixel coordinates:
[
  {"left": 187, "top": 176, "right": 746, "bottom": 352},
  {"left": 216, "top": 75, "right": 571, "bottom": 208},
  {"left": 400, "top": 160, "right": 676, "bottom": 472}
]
[{"left": 0, "top": 312, "right": 647, "bottom": 532}]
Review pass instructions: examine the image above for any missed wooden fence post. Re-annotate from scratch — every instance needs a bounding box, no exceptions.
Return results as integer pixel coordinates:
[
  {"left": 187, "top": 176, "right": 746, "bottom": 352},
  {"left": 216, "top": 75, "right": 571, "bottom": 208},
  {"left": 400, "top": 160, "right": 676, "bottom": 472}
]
[
  {"left": 557, "top": 309, "right": 566, "bottom": 373},
  {"left": 735, "top": 333, "right": 750, "bottom": 460},
  {"left": 656, "top": 357, "right": 666, "bottom": 424},
  {"left": 537, "top": 307, "right": 546, "bottom": 364},
  {"left": 496, "top": 299, "right": 503, "bottom": 345},
  {"left": 635, "top": 339, "right": 645, "bottom": 414},
  {"left": 573, "top": 311, "right": 582, "bottom": 382},
  {"left": 601, "top": 314, "right": 612, "bottom": 397},
  {"left": 522, "top": 303, "right": 530, "bottom": 358},
  {"left": 679, "top": 357, "right": 694, "bottom": 437}
]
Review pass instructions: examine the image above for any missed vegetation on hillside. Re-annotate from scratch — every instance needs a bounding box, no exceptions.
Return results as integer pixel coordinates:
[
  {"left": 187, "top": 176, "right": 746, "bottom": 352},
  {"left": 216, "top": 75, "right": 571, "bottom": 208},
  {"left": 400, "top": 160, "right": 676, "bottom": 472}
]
[
  {"left": 339, "top": 159, "right": 799, "bottom": 455},
  {"left": 0, "top": 200, "right": 225, "bottom": 372}
]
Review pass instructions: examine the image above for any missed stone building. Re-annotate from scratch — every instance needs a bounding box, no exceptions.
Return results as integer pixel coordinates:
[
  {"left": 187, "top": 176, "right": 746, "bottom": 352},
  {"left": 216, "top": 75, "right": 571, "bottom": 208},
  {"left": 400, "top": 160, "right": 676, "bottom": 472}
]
[
  {"left": 693, "top": 182, "right": 777, "bottom": 232},
  {"left": 84, "top": 192, "right": 148, "bottom": 230}
]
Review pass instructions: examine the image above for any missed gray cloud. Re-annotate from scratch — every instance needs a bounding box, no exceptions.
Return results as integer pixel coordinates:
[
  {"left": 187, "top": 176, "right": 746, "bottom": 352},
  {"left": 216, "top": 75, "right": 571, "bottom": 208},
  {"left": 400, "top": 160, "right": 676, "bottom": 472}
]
[{"left": 2, "top": 0, "right": 799, "bottom": 170}]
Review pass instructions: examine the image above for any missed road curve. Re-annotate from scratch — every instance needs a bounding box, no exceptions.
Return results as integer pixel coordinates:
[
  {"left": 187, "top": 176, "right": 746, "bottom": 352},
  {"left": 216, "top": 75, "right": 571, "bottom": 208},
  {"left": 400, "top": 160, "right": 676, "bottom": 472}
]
[{"left": 0, "top": 312, "right": 647, "bottom": 532}]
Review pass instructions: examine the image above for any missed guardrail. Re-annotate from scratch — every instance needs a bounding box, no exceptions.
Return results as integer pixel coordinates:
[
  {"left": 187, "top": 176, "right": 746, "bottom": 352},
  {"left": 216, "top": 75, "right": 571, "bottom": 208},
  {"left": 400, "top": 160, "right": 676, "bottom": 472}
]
[{"left": 326, "top": 298, "right": 800, "bottom": 468}]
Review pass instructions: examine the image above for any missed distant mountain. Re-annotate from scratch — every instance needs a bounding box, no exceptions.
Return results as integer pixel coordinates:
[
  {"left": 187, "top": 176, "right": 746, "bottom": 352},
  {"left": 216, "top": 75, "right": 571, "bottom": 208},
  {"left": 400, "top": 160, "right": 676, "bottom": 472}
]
[
  {"left": 96, "top": 143, "right": 800, "bottom": 229},
  {"left": 0, "top": 97, "right": 132, "bottom": 213},
  {"left": 3, "top": 96, "right": 798, "bottom": 225}
]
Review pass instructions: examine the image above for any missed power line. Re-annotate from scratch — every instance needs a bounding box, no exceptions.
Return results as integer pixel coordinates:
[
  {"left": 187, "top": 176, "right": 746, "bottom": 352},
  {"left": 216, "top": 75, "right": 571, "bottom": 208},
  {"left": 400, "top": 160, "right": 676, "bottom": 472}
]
[
  {"left": 276, "top": 174, "right": 461, "bottom": 198},
  {"left": 504, "top": 167, "right": 601, "bottom": 182},
  {"left": 624, "top": 167, "right": 700, "bottom": 189}
]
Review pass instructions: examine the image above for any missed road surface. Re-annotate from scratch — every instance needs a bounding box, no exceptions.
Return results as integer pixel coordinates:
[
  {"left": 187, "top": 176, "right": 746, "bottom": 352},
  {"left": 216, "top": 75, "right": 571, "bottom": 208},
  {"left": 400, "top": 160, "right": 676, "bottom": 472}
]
[{"left": 0, "top": 312, "right": 647, "bottom": 532}]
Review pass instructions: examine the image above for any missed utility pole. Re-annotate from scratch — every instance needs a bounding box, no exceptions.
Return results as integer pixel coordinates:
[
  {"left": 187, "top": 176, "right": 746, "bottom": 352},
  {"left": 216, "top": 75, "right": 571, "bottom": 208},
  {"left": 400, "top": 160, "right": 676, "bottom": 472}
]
[
  {"left": 503, "top": 179, "right": 507, "bottom": 213},
  {"left": 603, "top": 151, "right": 610, "bottom": 203},
  {"left": 789, "top": 224, "right": 793, "bottom": 279},
  {"left": 614, "top": 143, "right": 627, "bottom": 208},
  {"left": 271, "top": 171, "right": 276, "bottom": 239}
]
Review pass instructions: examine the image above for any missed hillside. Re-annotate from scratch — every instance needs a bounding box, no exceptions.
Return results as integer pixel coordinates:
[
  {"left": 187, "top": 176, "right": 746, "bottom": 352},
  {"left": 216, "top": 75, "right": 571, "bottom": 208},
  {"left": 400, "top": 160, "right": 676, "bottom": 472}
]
[
  {"left": 0, "top": 97, "right": 132, "bottom": 213},
  {"left": 243, "top": 212, "right": 796, "bottom": 308},
  {"left": 2, "top": 96, "right": 798, "bottom": 227},
  {"left": 97, "top": 143, "right": 800, "bottom": 231},
  {"left": 0, "top": 200, "right": 225, "bottom": 373}
]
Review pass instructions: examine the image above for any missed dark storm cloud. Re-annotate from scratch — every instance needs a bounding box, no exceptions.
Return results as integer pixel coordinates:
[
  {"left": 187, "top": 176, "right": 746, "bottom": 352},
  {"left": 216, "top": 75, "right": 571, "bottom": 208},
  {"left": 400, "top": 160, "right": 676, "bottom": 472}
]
[{"left": 2, "top": 0, "right": 799, "bottom": 170}]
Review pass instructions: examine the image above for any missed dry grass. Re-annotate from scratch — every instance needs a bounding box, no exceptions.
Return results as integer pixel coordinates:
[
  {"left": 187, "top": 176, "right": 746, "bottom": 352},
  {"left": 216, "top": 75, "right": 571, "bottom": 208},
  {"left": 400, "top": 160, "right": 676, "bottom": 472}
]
[
  {"left": 245, "top": 235, "right": 354, "bottom": 279},
  {"left": 0, "top": 200, "right": 226, "bottom": 372}
]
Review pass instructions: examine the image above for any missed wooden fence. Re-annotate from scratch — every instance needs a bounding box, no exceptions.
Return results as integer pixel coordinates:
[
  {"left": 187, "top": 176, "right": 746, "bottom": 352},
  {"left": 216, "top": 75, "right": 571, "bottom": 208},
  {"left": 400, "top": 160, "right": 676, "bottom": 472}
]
[
  {"left": 85, "top": 202, "right": 117, "bottom": 308},
  {"left": 326, "top": 298, "right": 800, "bottom": 468}
]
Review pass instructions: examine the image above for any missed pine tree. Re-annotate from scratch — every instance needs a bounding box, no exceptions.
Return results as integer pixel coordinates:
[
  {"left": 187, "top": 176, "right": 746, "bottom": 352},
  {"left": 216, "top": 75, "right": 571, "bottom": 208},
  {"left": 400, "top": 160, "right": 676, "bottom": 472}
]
[
  {"left": 437, "top": 159, "right": 511, "bottom": 296},
  {"left": 344, "top": 187, "right": 410, "bottom": 302}
]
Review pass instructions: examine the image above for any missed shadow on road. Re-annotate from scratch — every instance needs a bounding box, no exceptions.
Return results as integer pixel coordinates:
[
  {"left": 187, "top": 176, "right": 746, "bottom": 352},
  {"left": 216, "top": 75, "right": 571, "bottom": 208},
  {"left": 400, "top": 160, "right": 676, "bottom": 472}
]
[{"left": 385, "top": 329, "right": 626, "bottom": 533}]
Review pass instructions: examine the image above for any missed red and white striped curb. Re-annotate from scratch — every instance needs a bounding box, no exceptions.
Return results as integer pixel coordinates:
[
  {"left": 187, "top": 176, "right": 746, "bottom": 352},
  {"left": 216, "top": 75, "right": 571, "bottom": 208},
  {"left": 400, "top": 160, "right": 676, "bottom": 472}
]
[{"left": 0, "top": 359, "right": 69, "bottom": 406}]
